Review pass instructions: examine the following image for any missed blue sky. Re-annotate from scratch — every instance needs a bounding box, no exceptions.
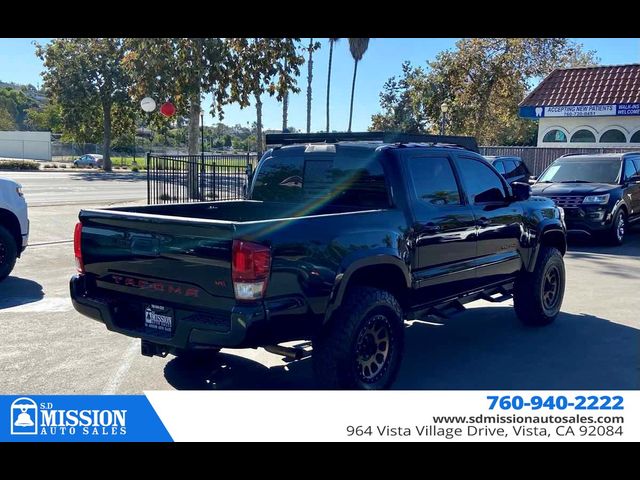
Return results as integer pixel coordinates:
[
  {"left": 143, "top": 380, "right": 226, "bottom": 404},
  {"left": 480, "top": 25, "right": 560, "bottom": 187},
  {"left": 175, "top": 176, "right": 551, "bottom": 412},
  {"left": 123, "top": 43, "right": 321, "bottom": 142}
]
[{"left": 1, "top": 38, "right": 638, "bottom": 132}]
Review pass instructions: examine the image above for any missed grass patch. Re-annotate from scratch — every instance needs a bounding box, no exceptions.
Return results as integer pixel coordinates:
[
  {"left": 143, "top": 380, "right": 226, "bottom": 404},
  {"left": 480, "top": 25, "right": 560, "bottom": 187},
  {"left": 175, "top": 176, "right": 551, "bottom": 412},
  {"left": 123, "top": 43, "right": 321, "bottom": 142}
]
[{"left": 0, "top": 160, "right": 40, "bottom": 171}]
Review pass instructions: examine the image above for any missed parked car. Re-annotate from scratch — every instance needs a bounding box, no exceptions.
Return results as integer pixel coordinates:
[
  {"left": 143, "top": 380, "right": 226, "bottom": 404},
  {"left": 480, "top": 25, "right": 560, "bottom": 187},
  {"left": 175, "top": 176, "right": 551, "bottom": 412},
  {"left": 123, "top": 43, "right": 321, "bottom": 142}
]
[
  {"left": 0, "top": 177, "right": 29, "bottom": 281},
  {"left": 70, "top": 132, "right": 567, "bottom": 389},
  {"left": 532, "top": 152, "right": 640, "bottom": 245},
  {"left": 484, "top": 156, "right": 533, "bottom": 184},
  {"left": 73, "top": 154, "right": 103, "bottom": 168}
]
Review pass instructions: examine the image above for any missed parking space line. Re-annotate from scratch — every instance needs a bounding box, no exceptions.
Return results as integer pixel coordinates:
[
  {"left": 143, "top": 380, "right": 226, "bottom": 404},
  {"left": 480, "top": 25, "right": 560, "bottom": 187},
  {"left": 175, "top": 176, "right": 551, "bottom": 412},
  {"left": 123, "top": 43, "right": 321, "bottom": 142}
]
[{"left": 102, "top": 339, "right": 139, "bottom": 394}]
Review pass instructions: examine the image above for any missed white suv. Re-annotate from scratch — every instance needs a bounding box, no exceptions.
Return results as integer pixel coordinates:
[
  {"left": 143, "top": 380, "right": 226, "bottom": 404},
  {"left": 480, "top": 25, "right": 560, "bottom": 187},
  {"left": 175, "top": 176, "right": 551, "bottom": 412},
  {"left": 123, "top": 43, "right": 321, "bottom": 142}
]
[{"left": 0, "top": 177, "right": 29, "bottom": 281}]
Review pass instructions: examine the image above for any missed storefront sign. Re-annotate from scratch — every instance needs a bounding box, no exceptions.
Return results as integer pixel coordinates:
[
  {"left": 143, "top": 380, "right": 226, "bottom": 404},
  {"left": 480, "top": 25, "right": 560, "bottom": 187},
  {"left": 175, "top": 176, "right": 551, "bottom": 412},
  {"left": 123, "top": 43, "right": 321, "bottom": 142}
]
[{"left": 519, "top": 104, "right": 640, "bottom": 118}]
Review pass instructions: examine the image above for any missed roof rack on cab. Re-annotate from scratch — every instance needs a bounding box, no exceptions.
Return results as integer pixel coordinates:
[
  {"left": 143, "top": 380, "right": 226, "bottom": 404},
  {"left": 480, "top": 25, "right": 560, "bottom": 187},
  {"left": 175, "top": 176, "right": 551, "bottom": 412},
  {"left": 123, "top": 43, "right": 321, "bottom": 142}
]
[{"left": 265, "top": 131, "right": 479, "bottom": 153}]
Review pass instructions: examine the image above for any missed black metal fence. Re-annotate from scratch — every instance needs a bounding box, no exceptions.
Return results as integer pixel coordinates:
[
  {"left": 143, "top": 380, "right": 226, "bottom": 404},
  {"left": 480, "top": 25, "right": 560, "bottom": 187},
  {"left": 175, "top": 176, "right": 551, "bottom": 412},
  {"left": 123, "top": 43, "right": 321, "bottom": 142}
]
[
  {"left": 147, "top": 153, "right": 258, "bottom": 204},
  {"left": 479, "top": 146, "right": 640, "bottom": 175}
]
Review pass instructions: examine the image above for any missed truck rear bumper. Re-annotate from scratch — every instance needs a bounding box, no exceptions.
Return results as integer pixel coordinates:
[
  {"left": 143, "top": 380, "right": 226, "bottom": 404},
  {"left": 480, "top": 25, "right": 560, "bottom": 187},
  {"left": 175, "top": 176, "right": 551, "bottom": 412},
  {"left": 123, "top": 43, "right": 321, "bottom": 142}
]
[{"left": 69, "top": 274, "right": 267, "bottom": 349}]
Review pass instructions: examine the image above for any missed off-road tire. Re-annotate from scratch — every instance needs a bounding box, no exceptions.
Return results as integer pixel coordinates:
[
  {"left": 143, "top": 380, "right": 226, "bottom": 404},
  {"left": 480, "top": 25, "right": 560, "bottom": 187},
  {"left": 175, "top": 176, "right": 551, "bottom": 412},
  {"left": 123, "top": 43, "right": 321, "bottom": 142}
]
[
  {"left": 0, "top": 225, "right": 17, "bottom": 282},
  {"left": 313, "top": 287, "right": 404, "bottom": 389},
  {"left": 513, "top": 246, "right": 565, "bottom": 326}
]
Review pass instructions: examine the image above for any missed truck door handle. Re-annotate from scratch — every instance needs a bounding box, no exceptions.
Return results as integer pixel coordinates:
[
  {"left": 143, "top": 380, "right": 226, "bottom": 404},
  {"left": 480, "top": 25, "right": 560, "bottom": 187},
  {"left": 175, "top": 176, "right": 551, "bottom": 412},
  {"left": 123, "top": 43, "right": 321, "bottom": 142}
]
[
  {"left": 477, "top": 217, "right": 491, "bottom": 227},
  {"left": 423, "top": 223, "right": 442, "bottom": 234}
]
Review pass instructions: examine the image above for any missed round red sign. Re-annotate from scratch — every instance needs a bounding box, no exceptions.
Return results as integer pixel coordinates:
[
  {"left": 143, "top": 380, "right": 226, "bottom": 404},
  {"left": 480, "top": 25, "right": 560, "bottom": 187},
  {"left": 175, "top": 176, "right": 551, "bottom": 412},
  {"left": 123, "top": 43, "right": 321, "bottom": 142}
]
[{"left": 159, "top": 102, "right": 176, "bottom": 117}]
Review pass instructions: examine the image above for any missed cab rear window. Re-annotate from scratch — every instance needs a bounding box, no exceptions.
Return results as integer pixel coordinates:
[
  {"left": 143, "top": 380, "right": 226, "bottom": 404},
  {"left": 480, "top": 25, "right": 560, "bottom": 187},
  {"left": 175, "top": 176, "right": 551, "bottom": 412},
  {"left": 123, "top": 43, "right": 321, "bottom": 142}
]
[{"left": 251, "top": 148, "right": 389, "bottom": 208}]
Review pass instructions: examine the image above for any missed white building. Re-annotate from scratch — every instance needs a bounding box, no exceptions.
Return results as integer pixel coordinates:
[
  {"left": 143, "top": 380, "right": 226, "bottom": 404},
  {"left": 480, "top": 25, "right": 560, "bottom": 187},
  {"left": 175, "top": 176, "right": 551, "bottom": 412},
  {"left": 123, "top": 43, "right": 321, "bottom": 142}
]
[
  {"left": 519, "top": 64, "right": 640, "bottom": 148},
  {"left": 0, "top": 130, "right": 51, "bottom": 160}
]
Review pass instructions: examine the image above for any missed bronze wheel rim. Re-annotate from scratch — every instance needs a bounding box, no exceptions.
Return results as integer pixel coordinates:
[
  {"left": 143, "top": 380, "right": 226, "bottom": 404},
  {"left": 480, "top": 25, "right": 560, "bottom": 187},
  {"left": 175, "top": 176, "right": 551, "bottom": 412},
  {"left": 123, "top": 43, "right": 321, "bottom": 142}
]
[
  {"left": 542, "top": 265, "right": 561, "bottom": 311},
  {"left": 355, "top": 314, "right": 393, "bottom": 384}
]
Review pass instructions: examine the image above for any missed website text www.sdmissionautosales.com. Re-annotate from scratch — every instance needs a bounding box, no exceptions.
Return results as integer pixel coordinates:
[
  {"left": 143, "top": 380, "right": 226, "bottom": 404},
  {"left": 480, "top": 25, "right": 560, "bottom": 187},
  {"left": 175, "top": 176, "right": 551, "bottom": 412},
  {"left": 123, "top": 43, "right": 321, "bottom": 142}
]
[{"left": 429, "top": 413, "right": 624, "bottom": 438}]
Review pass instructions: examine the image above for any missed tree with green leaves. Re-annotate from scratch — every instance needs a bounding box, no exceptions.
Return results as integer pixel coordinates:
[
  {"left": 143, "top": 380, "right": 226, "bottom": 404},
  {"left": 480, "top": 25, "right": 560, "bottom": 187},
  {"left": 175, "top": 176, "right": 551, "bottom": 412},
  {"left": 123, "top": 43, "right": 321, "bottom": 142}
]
[
  {"left": 0, "top": 88, "right": 37, "bottom": 130},
  {"left": 325, "top": 38, "right": 340, "bottom": 132},
  {"left": 0, "top": 106, "right": 16, "bottom": 130},
  {"left": 123, "top": 38, "right": 230, "bottom": 153},
  {"left": 227, "top": 38, "right": 303, "bottom": 153},
  {"left": 273, "top": 39, "right": 305, "bottom": 132},
  {"left": 305, "top": 39, "right": 321, "bottom": 133},
  {"left": 26, "top": 100, "right": 63, "bottom": 133},
  {"left": 347, "top": 38, "right": 370, "bottom": 132},
  {"left": 36, "top": 38, "right": 134, "bottom": 171},
  {"left": 371, "top": 38, "right": 599, "bottom": 145},
  {"left": 123, "top": 38, "right": 230, "bottom": 196}
]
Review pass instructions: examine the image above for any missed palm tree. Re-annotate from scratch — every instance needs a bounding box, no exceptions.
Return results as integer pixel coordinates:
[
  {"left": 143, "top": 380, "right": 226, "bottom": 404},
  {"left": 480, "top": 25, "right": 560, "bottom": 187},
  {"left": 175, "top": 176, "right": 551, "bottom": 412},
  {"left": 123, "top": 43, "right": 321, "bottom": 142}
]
[
  {"left": 325, "top": 38, "right": 340, "bottom": 132},
  {"left": 347, "top": 38, "right": 369, "bottom": 132},
  {"left": 306, "top": 38, "right": 317, "bottom": 133},
  {"left": 282, "top": 56, "right": 288, "bottom": 131}
]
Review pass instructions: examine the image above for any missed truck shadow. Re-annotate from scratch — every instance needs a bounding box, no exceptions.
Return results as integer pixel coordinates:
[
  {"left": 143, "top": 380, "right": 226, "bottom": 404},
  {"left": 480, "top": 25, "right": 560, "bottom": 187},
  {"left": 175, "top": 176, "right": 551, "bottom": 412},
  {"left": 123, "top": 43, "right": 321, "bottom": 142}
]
[
  {"left": 0, "top": 277, "right": 44, "bottom": 310},
  {"left": 163, "top": 307, "right": 639, "bottom": 390}
]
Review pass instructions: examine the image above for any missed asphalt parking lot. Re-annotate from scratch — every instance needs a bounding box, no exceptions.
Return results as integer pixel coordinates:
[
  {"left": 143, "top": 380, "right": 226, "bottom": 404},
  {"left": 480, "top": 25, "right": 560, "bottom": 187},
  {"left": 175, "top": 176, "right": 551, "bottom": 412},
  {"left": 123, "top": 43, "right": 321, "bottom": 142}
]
[{"left": 0, "top": 172, "right": 638, "bottom": 392}]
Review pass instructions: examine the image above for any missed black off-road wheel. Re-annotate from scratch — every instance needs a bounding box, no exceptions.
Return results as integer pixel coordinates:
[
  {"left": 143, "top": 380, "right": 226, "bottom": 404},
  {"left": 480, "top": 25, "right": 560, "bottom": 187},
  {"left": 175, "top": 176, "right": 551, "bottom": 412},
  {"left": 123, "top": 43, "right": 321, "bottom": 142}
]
[
  {"left": 603, "top": 209, "right": 626, "bottom": 246},
  {"left": 313, "top": 287, "right": 404, "bottom": 390},
  {"left": 0, "top": 225, "right": 17, "bottom": 282},
  {"left": 513, "top": 246, "right": 565, "bottom": 326}
]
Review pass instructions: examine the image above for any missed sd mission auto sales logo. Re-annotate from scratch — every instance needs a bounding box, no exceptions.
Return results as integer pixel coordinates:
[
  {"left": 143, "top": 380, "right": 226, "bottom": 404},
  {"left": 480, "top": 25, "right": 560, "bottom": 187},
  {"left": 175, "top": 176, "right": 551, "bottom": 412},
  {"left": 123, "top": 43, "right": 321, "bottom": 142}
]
[{"left": 11, "top": 397, "right": 127, "bottom": 436}]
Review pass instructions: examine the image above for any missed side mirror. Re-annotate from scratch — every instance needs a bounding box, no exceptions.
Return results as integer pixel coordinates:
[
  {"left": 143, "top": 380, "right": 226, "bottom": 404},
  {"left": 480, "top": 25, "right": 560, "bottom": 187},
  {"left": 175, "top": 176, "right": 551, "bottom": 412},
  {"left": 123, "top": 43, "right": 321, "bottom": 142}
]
[
  {"left": 511, "top": 182, "right": 531, "bottom": 201},
  {"left": 628, "top": 175, "right": 640, "bottom": 184}
]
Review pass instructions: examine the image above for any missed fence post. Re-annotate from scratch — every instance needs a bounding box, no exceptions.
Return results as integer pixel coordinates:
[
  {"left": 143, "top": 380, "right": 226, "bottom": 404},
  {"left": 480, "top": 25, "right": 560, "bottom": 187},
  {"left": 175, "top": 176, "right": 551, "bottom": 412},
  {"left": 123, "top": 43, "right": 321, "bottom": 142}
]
[
  {"left": 199, "top": 154, "right": 205, "bottom": 201},
  {"left": 146, "top": 152, "right": 151, "bottom": 204}
]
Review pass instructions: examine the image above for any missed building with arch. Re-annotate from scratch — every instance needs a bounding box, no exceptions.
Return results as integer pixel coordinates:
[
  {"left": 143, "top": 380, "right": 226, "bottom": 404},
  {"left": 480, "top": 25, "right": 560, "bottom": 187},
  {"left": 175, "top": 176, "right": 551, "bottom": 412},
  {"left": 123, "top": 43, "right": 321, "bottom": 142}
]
[{"left": 519, "top": 64, "right": 640, "bottom": 148}]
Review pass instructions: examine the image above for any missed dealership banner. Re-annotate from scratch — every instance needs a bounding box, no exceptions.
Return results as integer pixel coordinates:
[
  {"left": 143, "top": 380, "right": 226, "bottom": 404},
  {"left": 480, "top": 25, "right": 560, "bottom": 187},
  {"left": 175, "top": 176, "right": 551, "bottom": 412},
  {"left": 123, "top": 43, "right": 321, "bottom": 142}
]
[
  {"left": 519, "top": 104, "right": 640, "bottom": 118},
  {"left": 1, "top": 391, "right": 638, "bottom": 442}
]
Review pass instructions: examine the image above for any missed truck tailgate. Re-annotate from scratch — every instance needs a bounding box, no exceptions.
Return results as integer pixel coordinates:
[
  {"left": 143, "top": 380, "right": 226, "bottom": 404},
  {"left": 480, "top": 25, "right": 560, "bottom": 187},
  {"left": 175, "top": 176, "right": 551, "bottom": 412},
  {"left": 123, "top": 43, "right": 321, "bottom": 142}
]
[{"left": 79, "top": 209, "right": 236, "bottom": 307}]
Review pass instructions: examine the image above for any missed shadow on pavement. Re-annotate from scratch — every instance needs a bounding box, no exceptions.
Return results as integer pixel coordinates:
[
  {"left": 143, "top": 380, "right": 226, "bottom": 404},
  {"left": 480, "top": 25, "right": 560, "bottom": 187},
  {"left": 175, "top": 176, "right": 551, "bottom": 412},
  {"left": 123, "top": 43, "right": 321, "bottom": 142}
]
[
  {"left": 69, "top": 172, "right": 147, "bottom": 182},
  {"left": 163, "top": 307, "right": 639, "bottom": 390},
  {"left": 566, "top": 224, "right": 640, "bottom": 258},
  {"left": 0, "top": 277, "right": 44, "bottom": 310}
]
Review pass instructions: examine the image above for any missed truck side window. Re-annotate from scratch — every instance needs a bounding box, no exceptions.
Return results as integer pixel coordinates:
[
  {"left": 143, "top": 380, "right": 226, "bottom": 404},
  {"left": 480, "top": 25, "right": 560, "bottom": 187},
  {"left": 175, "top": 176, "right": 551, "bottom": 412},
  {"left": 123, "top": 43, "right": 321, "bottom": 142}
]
[
  {"left": 456, "top": 157, "right": 507, "bottom": 204},
  {"left": 306, "top": 152, "right": 389, "bottom": 208},
  {"left": 494, "top": 161, "right": 506, "bottom": 174},
  {"left": 251, "top": 154, "right": 304, "bottom": 202},
  {"left": 504, "top": 160, "right": 517, "bottom": 174},
  {"left": 407, "top": 156, "right": 461, "bottom": 206},
  {"left": 514, "top": 160, "right": 528, "bottom": 176}
]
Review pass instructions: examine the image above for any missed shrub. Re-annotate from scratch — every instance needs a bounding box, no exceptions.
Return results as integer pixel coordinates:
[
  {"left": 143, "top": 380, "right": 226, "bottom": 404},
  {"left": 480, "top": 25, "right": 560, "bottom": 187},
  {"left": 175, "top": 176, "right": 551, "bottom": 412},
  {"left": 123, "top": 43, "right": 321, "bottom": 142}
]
[
  {"left": 131, "top": 166, "right": 139, "bottom": 172},
  {"left": 59, "top": 164, "right": 67, "bottom": 168},
  {"left": 0, "top": 160, "right": 41, "bottom": 171}
]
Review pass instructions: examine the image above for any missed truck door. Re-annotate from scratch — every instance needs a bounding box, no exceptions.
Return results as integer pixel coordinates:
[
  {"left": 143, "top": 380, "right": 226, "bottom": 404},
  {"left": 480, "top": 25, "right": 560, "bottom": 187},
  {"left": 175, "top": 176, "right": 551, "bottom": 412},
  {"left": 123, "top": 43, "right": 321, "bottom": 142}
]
[
  {"left": 404, "top": 153, "right": 478, "bottom": 302},
  {"left": 453, "top": 155, "right": 524, "bottom": 284}
]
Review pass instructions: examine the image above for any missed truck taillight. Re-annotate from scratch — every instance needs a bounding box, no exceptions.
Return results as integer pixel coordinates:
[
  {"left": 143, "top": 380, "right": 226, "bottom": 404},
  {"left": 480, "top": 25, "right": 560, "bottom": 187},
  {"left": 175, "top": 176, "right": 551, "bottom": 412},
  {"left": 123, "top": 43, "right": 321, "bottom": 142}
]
[
  {"left": 232, "top": 240, "right": 271, "bottom": 301},
  {"left": 74, "top": 222, "right": 84, "bottom": 273}
]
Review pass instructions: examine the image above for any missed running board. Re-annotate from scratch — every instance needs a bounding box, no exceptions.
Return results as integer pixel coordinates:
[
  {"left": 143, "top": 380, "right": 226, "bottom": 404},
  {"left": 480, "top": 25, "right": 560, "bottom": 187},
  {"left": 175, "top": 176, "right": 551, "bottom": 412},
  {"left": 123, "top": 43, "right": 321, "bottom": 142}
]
[{"left": 408, "top": 283, "right": 514, "bottom": 321}]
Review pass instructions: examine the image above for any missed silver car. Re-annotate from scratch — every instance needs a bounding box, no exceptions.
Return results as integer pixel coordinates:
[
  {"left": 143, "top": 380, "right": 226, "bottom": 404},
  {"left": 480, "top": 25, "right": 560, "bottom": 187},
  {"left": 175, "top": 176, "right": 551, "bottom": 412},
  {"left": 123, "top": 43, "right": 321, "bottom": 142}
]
[{"left": 73, "top": 154, "right": 103, "bottom": 168}]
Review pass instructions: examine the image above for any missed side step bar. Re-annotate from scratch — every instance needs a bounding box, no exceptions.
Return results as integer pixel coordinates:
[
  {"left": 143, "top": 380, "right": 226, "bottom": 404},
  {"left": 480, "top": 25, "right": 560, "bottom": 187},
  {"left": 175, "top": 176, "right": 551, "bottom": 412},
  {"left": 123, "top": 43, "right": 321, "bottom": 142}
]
[{"left": 408, "top": 283, "right": 514, "bottom": 321}]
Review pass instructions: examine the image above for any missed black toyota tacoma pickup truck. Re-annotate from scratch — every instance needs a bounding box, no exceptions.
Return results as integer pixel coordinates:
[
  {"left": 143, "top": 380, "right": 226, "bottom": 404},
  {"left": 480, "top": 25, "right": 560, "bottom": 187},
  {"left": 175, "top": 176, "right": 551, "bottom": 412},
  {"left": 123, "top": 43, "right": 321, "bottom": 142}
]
[{"left": 70, "top": 132, "right": 567, "bottom": 389}]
